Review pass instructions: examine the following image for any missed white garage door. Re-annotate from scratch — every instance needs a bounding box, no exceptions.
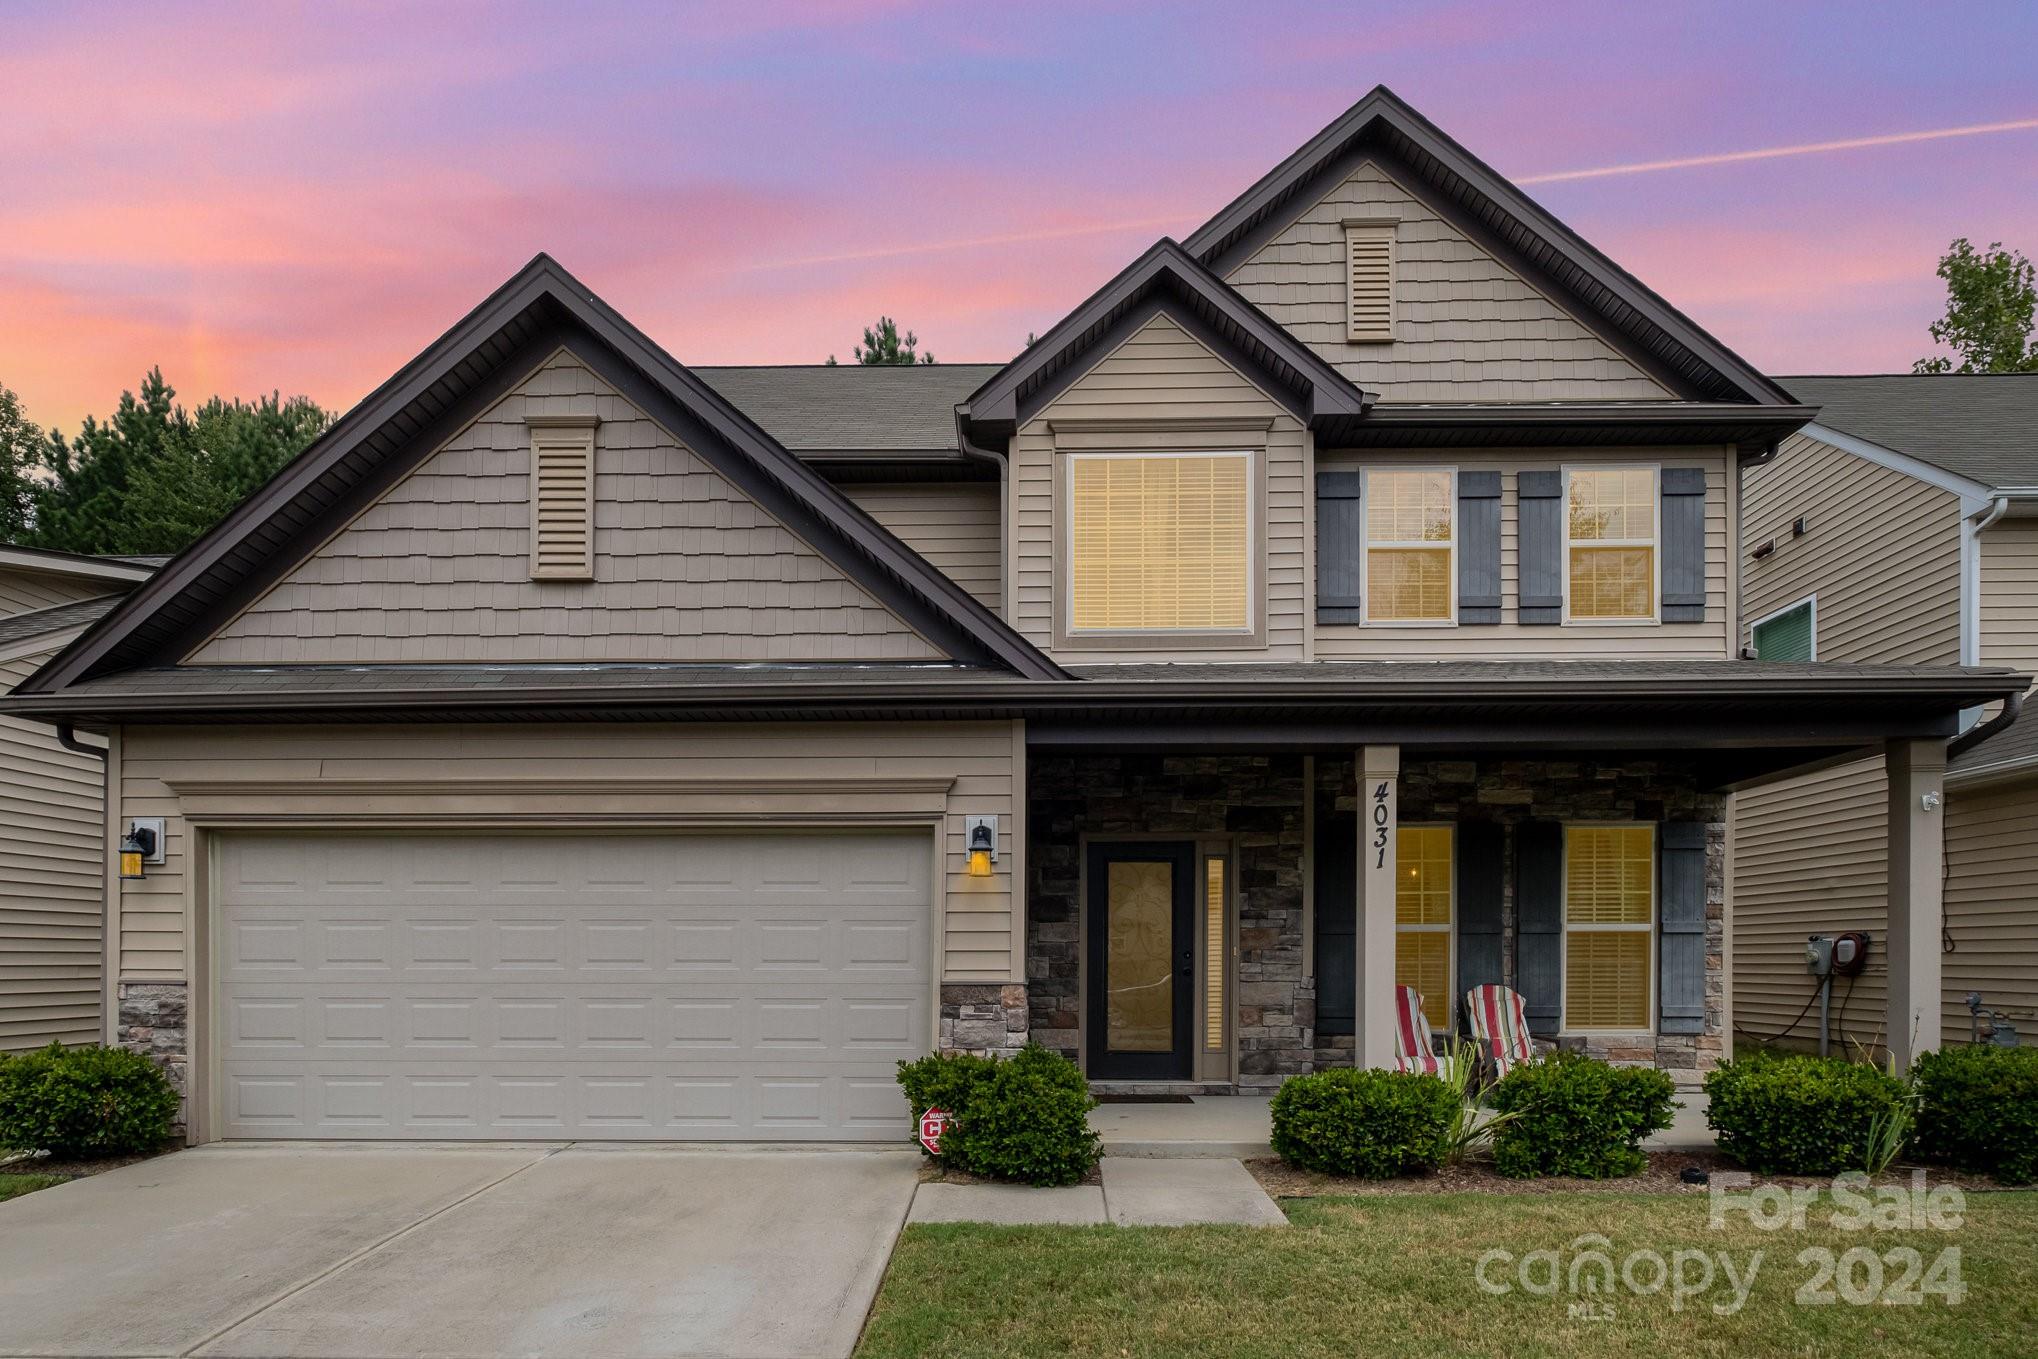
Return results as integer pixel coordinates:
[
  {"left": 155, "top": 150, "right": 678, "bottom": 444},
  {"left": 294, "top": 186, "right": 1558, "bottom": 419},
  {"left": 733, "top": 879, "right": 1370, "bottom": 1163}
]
[{"left": 217, "top": 830, "right": 932, "bottom": 1141}]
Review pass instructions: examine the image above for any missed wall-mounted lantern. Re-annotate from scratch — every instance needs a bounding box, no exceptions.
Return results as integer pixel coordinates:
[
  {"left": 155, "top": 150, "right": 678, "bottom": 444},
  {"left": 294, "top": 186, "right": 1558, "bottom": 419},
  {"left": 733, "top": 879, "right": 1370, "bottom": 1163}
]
[
  {"left": 964, "top": 816, "right": 997, "bottom": 878},
  {"left": 119, "top": 818, "right": 165, "bottom": 880}
]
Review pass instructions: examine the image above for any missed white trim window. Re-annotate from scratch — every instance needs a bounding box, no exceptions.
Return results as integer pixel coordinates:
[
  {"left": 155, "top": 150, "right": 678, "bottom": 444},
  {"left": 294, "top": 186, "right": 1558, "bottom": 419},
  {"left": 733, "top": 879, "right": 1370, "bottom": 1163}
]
[
  {"left": 1563, "top": 465, "right": 1659, "bottom": 622},
  {"left": 1561, "top": 823, "right": 1655, "bottom": 1033},
  {"left": 1065, "top": 450, "right": 1255, "bottom": 635},
  {"left": 1750, "top": 595, "right": 1817, "bottom": 662},
  {"left": 1362, "top": 467, "right": 1455, "bottom": 624},
  {"left": 1394, "top": 823, "right": 1455, "bottom": 1030}
]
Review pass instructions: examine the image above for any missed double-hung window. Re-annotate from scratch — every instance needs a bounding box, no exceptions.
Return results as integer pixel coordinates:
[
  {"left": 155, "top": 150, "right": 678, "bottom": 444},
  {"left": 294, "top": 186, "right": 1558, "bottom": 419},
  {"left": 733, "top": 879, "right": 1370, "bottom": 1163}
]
[
  {"left": 1563, "top": 825, "right": 1655, "bottom": 1031},
  {"left": 1363, "top": 468, "right": 1454, "bottom": 623},
  {"left": 1066, "top": 452, "right": 1251, "bottom": 634},
  {"left": 1394, "top": 825, "right": 1454, "bottom": 1030},
  {"left": 1565, "top": 467, "right": 1657, "bottom": 621}
]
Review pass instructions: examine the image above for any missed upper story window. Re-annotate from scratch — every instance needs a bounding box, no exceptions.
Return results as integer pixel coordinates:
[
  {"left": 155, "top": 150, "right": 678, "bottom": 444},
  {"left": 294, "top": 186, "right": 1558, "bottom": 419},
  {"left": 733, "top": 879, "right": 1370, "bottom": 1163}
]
[
  {"left": 1565, "top": 466, "right": 1657, "bottom": 621},
  {"left": 1563, "top": 824, "right": 1655, "bottom": 1032},
  {"left": 1363, "top": 468, "right": 1454, "bottom": 624},
  {"left": 1067, "top": 452, "right": 1251, "bottom": 634},
  {"left": 1751, "top": 597, "right": 1816, "bottom": 661}
]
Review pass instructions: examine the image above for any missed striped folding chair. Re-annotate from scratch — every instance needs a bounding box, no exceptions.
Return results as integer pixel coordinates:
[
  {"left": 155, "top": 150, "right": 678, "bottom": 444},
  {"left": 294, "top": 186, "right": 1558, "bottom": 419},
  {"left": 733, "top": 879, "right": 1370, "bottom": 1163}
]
[
  {"left": 1465, "top": 984, "right": 1538, "bottom": 1081},
  {"left": 1392, "top": 985, "right": 1441, "bottom": 1075}
]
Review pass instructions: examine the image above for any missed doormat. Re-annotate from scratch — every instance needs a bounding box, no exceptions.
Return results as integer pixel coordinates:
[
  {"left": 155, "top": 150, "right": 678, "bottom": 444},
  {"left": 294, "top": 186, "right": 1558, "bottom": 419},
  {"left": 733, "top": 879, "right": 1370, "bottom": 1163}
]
[{"left": 1091, "top": 1093, "right": 1195, "bottom": 1104}]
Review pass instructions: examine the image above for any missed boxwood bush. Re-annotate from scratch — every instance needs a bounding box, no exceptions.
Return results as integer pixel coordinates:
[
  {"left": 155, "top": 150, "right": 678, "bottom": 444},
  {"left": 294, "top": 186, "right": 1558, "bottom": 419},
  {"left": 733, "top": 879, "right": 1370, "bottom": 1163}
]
[
  {"left": 1270, "top": 1068, "right": 1460, "bottom": 1178},
  {"left": 895, "top": 1045, "right": 1099, "bottom": 1187},
  {"left": 1912, "top": 1045, "right": 2038, "bottom": 1184},
  {"left": 1704, "top": 1052, "right": 1909, "bottom": 1175},
  {"left": 0, "top": 1043, "right": 180, "bottom": 1159},
  {"left": 1487, "top": 1052, "right": 1676, "bottom": 1178}
]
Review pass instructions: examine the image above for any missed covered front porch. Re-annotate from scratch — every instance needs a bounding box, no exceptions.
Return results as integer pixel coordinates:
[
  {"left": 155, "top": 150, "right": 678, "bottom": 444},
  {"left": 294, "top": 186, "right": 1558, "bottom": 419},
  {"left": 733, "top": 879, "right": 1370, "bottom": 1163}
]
[{"left": 940, "top": 660, "right": 2015, "bottom": 1091}]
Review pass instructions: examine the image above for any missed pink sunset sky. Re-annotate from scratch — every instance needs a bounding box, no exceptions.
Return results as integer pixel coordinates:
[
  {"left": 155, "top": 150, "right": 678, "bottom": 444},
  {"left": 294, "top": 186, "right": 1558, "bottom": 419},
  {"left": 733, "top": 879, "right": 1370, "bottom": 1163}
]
[{"left": 3, "top": 0, "right": 2035, "bottom": 433}]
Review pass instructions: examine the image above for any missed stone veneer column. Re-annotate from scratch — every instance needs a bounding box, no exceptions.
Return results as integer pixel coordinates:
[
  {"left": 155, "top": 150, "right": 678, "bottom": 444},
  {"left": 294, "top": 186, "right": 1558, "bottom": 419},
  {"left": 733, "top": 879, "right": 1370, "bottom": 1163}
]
[
  {"left": 938, "top": 983, "right": 1030, "bottom": 1056},
  {"left": 1355, "top": 746, "right": 1399, "bottom": 1069},
  {"left": 118, "top": 981, "right": 189, "bottom": 1127}
]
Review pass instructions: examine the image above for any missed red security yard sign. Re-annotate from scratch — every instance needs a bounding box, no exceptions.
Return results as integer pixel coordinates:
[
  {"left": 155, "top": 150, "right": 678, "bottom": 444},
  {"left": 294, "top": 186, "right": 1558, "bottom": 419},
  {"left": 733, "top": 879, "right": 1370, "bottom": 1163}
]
[{"left": 918, "top": 1107, "right": 949, "bottom": 1156}]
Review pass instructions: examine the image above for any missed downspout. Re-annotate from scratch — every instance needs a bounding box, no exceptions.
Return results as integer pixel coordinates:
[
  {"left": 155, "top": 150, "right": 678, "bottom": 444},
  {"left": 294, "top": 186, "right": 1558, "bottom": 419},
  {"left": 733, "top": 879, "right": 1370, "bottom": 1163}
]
[
  {"left": 56, "top": 720, "right": 105, "bottom": 760},
  {"left": 58, "top": 721, "right": 118, "bottom": 1047},
  {"left": 1951, "top": 495, "right": 2019, "bottom": 760},
  {"left": 1949, "top": 689, "right": 2023, "bottom": 759},
  {"left": 955, "top": 406, "right": 1012, "bottom": 620}
]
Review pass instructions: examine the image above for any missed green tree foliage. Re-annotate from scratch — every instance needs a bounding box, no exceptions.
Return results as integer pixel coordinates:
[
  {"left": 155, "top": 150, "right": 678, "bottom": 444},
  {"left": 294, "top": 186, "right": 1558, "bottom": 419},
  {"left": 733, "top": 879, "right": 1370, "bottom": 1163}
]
[
  {"left": 825, "top": 316, "right": 935, "bottom": 366},
  {"left": 19, "top": 370, "right": 329, "bottom": 555},
  {"left": 1914, "top": 238, "right": 2038, "bottom": 374},
  {"left": 0, "top": 383, "right": 42, "bottom": 543}
]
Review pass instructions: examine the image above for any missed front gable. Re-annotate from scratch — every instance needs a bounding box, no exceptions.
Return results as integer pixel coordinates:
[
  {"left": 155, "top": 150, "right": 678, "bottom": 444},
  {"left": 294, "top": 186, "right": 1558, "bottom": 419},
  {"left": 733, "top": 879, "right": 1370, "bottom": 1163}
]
[
  {"left": 189, "top": 349, "right": 946, "bottom": 665},
  {"left": 1227, "top": 158, "right": 1671, "bottom": 403}
]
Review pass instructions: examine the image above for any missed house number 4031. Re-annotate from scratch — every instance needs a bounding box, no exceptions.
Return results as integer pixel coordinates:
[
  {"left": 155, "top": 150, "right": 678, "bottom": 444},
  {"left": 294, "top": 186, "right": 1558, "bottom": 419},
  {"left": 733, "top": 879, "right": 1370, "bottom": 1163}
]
[{"left": 1372, "top": 782, "right": 1393, "bottom": 868}]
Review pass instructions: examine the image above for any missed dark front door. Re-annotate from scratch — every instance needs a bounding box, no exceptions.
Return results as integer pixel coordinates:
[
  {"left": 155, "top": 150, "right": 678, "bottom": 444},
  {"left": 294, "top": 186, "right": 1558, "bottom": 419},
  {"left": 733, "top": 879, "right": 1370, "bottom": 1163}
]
[{"left": 1085, "top": 841, "right": 1195, "bottom": 1080}]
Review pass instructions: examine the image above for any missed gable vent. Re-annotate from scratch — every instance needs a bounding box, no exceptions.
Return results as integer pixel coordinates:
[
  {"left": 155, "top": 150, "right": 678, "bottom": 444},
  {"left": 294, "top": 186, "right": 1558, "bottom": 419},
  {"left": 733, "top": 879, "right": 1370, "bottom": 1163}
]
[
  {"left": 1344, "top": 220, "right": 1397, "bottom": 343},
  {"left": 528, "top": 417, "right": 598, "bottom": 580}
]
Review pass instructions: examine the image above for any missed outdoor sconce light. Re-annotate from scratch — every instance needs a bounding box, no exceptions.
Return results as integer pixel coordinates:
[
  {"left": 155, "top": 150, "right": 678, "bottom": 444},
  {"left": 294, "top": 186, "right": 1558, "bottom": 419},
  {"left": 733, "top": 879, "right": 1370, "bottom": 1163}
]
[
  {"left": 119, "top": 818, "right": 165, "bottom": 880},
  {"left": 1922, "top": 791, "right": 1943, "bottom": 813},
  {"left": 964, "top": 816, "right": 997, "bottom": 878}
]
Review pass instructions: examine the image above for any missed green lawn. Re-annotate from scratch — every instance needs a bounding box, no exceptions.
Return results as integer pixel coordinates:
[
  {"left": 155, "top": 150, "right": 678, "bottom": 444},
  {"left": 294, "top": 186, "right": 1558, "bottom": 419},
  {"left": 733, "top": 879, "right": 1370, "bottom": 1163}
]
[
  {"left": 0, "top": 1173, "right": 66, "bottom": 1204},
  {"left": 857, "top": 1190, "right": 2038, "bottom": 1358}
]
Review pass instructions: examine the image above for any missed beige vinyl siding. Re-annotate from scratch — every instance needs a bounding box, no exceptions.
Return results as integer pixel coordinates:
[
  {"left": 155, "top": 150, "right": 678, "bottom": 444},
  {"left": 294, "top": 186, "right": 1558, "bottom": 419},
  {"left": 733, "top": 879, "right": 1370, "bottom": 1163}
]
[
  {"left": 189, "top": 349, "right": 942, "bottom": 665},
  {"left": 1313, "top": 448, "right": 1734, "bottom": 660},
  {"left": 114, "top": 720, "right": 1021, "bottom": 984},
  {"left": 0, "top": 568, "right": 107, "bottom": 618},
  {"left": 1225, "top": 159, "right": 1671, "bottom": 402},
  {"left": 1743, "top": 431, "right": 1964, "bottom": 663},
  {"left": 0, "top": 646, "right": 104, "bottom": 1050},
  {"left": 1730, "top": 431, "right": 1966, "bottom": 1047},
  {"left": 1943, "top": 782, "right": 2038, "bottom": 1039},
  {"left": 1012, "top": 312, "right": 1308, "bottom": 662},
  {"left": 841, "top": 482, "right": 1002, "bottom": 612},
  {"left": 1980, "top": 517, "right": 2038, "bottom": 686}
]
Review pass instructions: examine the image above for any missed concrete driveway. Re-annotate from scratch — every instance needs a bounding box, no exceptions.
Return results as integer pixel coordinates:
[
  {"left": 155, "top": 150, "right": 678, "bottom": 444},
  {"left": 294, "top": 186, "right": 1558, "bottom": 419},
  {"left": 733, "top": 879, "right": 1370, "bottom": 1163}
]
[{"left": 0, "top": 1143, "right": 920, "bottom": 1359}]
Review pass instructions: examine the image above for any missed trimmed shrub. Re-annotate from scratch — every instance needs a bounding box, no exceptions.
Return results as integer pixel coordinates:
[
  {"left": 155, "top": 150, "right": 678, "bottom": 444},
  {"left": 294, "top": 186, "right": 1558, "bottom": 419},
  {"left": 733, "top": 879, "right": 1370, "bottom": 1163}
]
[
  {"left": 1704, "top": 1052, "right": 1909, "bottom": 1175},
  {"left": 895, "top": 1045, "right": 1099, "bottom": 1187},
  {"left": 0, "top": 1043, "right": 180, "bottom": 1159},
  {"left": 1912, "top": 1045, "right": 2038, "bottom": 1184},
  {"left": 1270, "top": 1068, "right": 1460, "bottom": 1178},
  {"left": 1487, "top": 1052, "right": 1676, "bottom": 1179}
]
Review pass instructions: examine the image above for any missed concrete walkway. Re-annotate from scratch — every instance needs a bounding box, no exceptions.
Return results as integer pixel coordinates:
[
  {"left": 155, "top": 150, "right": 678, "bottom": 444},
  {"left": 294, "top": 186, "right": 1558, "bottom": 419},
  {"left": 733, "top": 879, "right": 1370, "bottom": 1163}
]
[
  {"left": 0, "top": 1142, "right": 919, "bottom": 1359},
  {"left": 909, "top": 1157, "right": 1287, "bottom": 1228}
]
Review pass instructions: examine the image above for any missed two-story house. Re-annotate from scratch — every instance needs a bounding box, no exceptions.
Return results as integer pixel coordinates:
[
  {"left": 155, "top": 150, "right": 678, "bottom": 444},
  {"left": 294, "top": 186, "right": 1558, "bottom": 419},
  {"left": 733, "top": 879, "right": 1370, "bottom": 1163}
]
[
  {"left": 1734, "top": 374, "right": 2038, "bottom": 1054},
  {"left": 2, "top": 88, "right": 2018, "bottom": 1143},
  {"left": 0, "top": 544, "right": 153, "bottom": 1050}
]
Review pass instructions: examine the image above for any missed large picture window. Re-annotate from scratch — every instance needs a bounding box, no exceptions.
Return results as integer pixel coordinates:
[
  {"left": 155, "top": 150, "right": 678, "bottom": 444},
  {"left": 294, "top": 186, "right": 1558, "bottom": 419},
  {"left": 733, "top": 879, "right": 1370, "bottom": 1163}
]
[
  {"left": 1364, "top": 469, "right": 1454, "bottom": 623},
  {"left": 1394, "top": 824, "right": 1454, "bottom": 1030},
  {"left": 1067, "top": 452, "right": 1251, "bottom": 633},
  {"left": 1563, "top": 825, "right": 1655, "bottom": 1031},
  {"left": 1566, "top": 467, "right": 1657, "bottom": 621}
]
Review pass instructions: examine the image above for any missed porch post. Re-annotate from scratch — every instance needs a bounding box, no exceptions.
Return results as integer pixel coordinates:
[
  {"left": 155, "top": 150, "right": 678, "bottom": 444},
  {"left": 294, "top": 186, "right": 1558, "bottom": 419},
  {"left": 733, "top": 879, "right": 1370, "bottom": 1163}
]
[
  {"left": 1885, "top": 737, "right": 1947, "bottom": 1070},
  {"left": 1356, "top": 746, "right": 1400, "bottom": 1069}
]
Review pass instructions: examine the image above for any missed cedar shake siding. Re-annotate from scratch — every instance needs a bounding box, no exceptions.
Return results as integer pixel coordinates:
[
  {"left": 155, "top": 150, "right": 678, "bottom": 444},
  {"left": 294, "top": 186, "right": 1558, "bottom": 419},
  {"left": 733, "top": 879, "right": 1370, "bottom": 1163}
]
[
  {"left": 0, "top": 568, "right": 109, "bottom": 617},
  {"left": 1011, "top": 312, "right": 1310, "bottom": 663},
  {"left": 1730, "top": 430, "right": 1968, "bottom": 1048},
  {"left": 189, "top": 349, "right": 946, "bottom": 666},
  {"left": 1225, "top": 159, "right": 1672, "bottom": 403},
  {"left": 842, "top": 482, "right": 1003, "bottom": 614},
  {"left": 0, "top": 647, "right": 105, "bottom": 1050}
]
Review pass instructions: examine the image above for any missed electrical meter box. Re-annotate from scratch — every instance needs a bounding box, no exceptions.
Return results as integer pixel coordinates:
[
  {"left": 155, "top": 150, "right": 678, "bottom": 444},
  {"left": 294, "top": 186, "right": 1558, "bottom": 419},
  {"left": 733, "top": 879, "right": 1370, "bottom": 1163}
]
[{"left": 1806, "top": 932, "right": 1869, "bottom": 978}]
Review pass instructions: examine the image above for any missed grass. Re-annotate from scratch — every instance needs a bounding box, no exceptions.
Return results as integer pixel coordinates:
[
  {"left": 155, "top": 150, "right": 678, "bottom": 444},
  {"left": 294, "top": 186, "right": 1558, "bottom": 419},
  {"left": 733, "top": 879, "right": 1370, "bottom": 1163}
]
[
  {"left": 857, "top": 1190, "right": 2038, "bottom": 1358},
  {"left": 0, "top": 1173, "right": 66, "bottom": 1204}
]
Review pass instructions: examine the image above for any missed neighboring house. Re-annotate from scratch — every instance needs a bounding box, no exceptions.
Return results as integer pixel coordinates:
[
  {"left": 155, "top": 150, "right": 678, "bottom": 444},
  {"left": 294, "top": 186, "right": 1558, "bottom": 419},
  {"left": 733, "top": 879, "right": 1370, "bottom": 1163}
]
[
  {"left": 1733, "top": 374, "right": 2038, "bottom": 1054},
  {"left": 1, "top": 88, "right": 2018, "bottom": 1144},
  {"left": 0, "top": 545, "right": 156, "bottom": 1051}
]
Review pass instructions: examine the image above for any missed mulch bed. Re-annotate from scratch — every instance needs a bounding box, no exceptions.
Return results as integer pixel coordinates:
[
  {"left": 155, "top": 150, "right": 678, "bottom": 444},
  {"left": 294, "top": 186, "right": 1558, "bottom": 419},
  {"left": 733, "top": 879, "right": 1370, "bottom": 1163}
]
[
  {"left": 1247, "top": 1148, "right": 2011, "bottom": 1198},
  {"left": 0, "top": 1142, "right": 178, "bottom": 1182},
  {"left": 916, "top": 1157, "right": 1105, "bottom": 1187}
]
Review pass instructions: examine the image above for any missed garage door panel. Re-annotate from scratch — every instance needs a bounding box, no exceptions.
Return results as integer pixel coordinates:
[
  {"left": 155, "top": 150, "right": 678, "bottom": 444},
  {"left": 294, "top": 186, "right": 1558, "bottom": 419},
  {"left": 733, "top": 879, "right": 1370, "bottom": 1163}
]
[{"left": 218, "top": 831, "right": 932, "bottom": 1140}]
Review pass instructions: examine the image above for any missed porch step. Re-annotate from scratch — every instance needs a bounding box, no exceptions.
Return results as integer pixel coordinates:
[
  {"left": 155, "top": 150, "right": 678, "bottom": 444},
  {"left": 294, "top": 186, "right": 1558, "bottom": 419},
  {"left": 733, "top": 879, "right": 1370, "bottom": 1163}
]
[
  {"left": 1091, "top": 1093, "right": 1276, "bottom": 1160},
  {"left": 1088, "top": 1081, "right": 1235, "bottom": 1098}
]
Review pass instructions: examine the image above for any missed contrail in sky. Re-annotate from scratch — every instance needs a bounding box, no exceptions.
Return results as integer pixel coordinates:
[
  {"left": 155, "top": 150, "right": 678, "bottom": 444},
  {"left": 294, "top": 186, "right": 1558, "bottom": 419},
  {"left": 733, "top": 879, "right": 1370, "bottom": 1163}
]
[
  {"left": 1517, "top": 117, "right": 2038, "bottom": 184},
  {"left": 734, "top": 117, "right": 2038, "bottom": 272}
]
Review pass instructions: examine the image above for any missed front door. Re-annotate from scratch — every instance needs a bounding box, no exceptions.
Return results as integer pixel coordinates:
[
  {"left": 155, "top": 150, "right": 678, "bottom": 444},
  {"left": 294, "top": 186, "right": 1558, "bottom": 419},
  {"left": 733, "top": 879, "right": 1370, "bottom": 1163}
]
[{"left": 1085, "top": 841, "right": 1195, "bottom": 1080}]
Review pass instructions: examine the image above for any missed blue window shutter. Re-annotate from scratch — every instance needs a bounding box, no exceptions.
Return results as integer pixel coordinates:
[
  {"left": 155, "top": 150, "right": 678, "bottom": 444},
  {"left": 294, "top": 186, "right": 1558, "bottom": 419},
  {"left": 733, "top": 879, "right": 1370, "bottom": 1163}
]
[
  {"left": 1661, "top": 468, "right": 1707, "bottom": 623},
  {"left": 1317, "top": 471, "right": 1363, "bottom": 625},
  {"left": 1456, "top": 820, "right": 1505, "bottom": 1006},
  {"left": 1516, "top": 470, "right": 1562, "bottom": 625},
  {"left": 1457, "top": 471, "right": 1501, "bottom": 625},
  {"left": 1659, "top": 822, "right": 1708, "bottom": 1035},
  {"left": 1514, "top": 821, "right": 1563, "bottom": 1035}
]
